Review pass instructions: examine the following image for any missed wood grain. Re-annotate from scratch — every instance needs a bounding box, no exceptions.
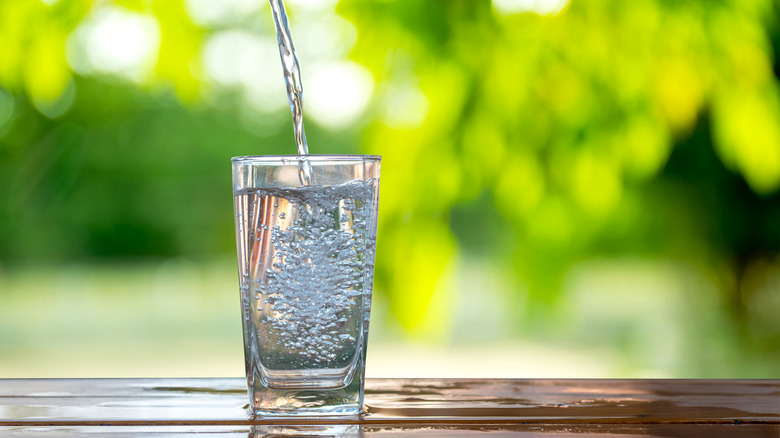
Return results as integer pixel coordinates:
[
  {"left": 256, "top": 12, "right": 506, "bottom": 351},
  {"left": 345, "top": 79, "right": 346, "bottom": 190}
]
[{"left": 0, "top": 379, "right": 777, "bottom": 436}]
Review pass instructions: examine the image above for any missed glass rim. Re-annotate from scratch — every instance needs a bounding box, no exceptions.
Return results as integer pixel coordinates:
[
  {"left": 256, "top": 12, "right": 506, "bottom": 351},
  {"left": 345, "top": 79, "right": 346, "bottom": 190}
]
[{"left": 232, "top": 154, "right": 381, "bottom": 163}]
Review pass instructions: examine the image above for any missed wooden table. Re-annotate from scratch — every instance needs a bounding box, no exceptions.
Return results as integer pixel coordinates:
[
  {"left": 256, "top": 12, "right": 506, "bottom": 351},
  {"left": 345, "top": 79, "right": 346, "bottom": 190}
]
[{"left": 0, "top": 379, "right": 777, "bottom": 436}]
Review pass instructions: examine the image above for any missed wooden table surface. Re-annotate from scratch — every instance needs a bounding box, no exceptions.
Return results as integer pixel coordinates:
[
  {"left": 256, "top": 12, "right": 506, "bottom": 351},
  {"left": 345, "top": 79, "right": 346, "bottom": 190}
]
[{"left": 0, "top": 378, "right": 778, "bottom": 436}]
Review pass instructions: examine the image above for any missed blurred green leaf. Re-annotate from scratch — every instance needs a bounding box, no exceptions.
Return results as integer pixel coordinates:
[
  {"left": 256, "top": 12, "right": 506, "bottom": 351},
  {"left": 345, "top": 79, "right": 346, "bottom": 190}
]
[{"left": 1, "top": 0, "right": 780, "bottom": 376}]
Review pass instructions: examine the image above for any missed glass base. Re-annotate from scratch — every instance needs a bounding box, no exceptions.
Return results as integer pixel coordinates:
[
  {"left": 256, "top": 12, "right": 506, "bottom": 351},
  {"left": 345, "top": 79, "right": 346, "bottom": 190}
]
[
  {"left": 260, "top": 365, "right": 357, "bottom": 389},
  {"left": 248, "top": 365, "right": 365, "bottom": 416},
  {"left": 250, "top": 425, "right": 363, "bottom": 436}
]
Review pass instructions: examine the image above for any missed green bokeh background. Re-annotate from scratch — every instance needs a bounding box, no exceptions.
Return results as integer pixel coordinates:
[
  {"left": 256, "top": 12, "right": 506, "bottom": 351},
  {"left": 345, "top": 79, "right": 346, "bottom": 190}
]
[{"left": 1, "top": 0, "right": 779, "bottom": 377}]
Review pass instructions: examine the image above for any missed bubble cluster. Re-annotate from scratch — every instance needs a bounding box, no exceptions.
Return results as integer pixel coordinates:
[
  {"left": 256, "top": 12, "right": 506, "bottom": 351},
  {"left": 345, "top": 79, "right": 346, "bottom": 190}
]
[{"left": 238, "top": 179, "right": 377, "bottom": 366}]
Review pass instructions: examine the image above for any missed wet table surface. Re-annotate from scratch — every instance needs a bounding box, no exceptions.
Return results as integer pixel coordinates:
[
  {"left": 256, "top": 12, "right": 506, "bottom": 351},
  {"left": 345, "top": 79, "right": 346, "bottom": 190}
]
[{"left": 0, "top": 378, "right": 778, "bottom": 436}]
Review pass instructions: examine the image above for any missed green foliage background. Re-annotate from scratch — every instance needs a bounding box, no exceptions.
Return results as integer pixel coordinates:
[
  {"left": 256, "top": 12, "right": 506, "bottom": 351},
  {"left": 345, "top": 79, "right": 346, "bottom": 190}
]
[{"left": 1, "top": 0, "right": 779, "bottom": 376}]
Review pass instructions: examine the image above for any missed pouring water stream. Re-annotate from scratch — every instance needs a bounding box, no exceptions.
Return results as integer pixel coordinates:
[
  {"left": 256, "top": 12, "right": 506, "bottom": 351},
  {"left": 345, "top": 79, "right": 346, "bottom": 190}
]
[{"left": 268, "top": 0, "right": 313, "bottom": 186}]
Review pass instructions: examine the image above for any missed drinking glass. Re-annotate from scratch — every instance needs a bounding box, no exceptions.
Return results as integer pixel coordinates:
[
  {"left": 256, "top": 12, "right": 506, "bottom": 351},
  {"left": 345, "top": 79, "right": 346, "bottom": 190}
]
[{"left": 232, "top": 155, "right": 380, "bottom": 416}]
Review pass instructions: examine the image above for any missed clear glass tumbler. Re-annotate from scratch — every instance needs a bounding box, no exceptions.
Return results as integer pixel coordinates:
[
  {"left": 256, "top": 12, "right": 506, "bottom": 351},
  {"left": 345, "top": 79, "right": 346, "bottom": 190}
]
[{"left": 232, "top": 155, "right": 380, "bottom": 416}]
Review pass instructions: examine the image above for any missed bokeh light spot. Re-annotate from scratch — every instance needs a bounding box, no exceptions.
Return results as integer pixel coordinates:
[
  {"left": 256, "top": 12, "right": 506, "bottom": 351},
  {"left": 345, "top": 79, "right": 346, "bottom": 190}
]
[
  {"left": 381, "top": 83, "right": 429, "bottom": 130},
  {"left": 67, "top": 7, "right": 160, "bottom": 81},
  {"left": 185, "top": 0, "right": 263, "bottom": 27},
  {"left": 493, "top": 0, "right": 569, "bottom": 16},
  {"left": 306, "top": 61, "right": 374, "bottom": 129}
]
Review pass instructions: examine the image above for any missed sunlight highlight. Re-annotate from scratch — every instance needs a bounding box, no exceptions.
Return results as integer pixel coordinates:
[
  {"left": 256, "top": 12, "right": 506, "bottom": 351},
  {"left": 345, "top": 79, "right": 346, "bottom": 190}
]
[
  {"left": 66, "top": 7, "right": 160, "bottom": 81},
  {"left": 185, "top": 0, "right": 263, "bottom": 27},
  {"left": 306, "top": 61, "right": 374, "bottom": 129},
  {"left": 493, "top": 0, "right": 569, "bottom": 16}
]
